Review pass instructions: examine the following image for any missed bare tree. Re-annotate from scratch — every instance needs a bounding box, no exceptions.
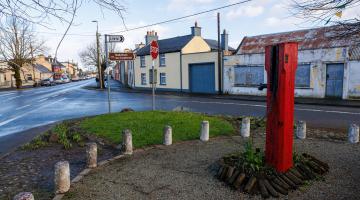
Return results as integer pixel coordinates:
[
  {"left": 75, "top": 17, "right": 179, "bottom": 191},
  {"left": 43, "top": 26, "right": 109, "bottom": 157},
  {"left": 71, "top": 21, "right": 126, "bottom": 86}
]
[
  {"left": 79, "top": 41, "right": 116, "bottom": 88},
  {"left": 0, "top": 0, "right": 127, "bottom": 28},
  {"left": 0, "top": 17, "right": 47, "bottom": 88},
  {"left": 291, "top": 0, "right": 360, "bottom": 41}
]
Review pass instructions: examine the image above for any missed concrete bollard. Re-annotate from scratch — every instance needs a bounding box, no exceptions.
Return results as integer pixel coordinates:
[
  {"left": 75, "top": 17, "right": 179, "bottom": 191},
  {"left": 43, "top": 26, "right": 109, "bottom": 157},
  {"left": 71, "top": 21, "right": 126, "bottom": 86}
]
[
  {"left": 200, "top": 121, "right": 209, "bottom": 142},
  {"left": 122, "top": 129, "right": 133, "bottom": 155},
  {"left": 296, "top": 121, "right": 307, "bottom": 139},
  {"left": 54, "top": 161, "right": 70, "bottom": 194},
  {"left": 240, "top": 117, "right": 250, "bottom": 137},
  {"left": 13, "top": 192, "right": 34, "bottom": 200},
  {"left": 163, "top": 125, "right": 172, "bottom": 145},
  {"left": 348, "top": 124, "right": 359, "bottom": 143},
  {"left": 86, "top": 142, "right": 97, "bottom": 168}
]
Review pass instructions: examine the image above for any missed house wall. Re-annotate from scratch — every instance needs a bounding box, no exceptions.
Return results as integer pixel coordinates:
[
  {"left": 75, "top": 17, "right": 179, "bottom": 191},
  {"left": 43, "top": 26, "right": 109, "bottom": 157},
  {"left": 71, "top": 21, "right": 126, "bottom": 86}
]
[
  {"left": 224, "top": 47, "right": 359, "bottom": 99},
  {"left": 134, "top": 52, "right": 181, "bottom": 90},
  {"left": 347, "top": 60, "right": 360, "bottom": 99},
  {"left": 182, "top": 36, "right": 211, "bottom": 54},
  {"left": 182, "top": 51, "right": 219, "bottom": 91}
]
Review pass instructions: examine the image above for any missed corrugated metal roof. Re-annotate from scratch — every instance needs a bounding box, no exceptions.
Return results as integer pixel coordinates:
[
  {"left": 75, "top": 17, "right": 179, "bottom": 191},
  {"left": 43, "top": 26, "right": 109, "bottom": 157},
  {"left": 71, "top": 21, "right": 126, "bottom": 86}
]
[
  {"left": 349, "top": 45, "right": 360, "bottom": 60},
  {"left": 237, "top": 25, "right": 358, "bottom": 54}
]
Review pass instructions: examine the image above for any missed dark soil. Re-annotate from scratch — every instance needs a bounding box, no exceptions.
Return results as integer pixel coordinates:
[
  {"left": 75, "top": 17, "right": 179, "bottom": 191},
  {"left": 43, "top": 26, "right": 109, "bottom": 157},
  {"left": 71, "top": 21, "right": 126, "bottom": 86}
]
[{"left": 0, "top": 134, "right": 118, "bottom": 200}]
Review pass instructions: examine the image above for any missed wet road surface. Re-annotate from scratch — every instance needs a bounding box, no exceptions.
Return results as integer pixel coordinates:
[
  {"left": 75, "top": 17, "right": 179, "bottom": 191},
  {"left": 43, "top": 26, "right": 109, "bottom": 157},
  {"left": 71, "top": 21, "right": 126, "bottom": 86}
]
[{"left": 0, "top": 79, "right": 359, "bottom": 139}]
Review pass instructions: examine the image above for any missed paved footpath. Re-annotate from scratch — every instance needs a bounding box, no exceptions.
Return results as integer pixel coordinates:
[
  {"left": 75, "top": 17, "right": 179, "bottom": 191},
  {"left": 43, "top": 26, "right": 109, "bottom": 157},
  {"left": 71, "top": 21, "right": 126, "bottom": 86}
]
[{"left": 63, "top": 135, "right": 360, "bottom": 200}]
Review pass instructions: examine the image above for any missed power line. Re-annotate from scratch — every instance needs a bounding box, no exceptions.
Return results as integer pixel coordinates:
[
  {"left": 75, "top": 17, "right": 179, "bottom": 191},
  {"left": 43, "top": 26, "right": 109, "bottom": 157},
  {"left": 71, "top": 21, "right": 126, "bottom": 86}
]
[
  {"left": 24, "top": 0, "right": 252, "bottom": 37},
  {"left": 108, "top": 0, "right": 252, "bottom": 34}
]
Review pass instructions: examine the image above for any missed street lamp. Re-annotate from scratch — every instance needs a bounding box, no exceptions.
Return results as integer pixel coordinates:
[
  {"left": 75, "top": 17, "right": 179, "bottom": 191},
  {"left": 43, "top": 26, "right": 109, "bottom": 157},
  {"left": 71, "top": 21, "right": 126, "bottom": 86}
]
[{"left": 92, "top": 20, "right": 103, "bottom": 89}]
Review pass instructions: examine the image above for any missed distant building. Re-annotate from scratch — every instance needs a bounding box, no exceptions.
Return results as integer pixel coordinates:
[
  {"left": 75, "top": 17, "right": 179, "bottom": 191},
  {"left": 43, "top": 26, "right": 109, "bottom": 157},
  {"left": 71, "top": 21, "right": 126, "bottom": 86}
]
[
  {"left": 224, "top": 25, "right": 360, "bottom": 99},
  {"left": 132, "top": 22, "right": 234, "bottom": 94}
]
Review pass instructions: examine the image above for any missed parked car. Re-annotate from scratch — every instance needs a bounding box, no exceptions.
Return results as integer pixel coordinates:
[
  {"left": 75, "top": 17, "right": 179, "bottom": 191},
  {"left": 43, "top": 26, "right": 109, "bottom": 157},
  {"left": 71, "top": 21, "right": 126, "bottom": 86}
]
[
  {"left": 71, "top": 76, "right": 80, "bottom": 82},
  {"left": 62, "top": 76, "right": 71, "bottom": 83},
  {"left": 54, "top": 78, "right": 64, "bottom": 84},
  {"left": 40, "top": 78, "right": 54, "bottom": 86}
]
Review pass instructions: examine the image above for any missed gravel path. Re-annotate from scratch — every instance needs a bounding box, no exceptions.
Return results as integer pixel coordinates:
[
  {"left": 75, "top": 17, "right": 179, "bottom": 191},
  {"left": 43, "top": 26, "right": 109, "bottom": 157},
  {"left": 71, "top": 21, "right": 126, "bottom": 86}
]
[{"left": 63, "top": 135, "right": 360, "bottom": 200}]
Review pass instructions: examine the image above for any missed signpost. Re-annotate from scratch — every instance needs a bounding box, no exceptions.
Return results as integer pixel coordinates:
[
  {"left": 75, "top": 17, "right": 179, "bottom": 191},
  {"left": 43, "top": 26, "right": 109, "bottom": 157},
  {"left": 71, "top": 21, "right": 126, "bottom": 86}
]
[
  {"left": 109, "top": 53, "right": 135, "bottom": 61},
  {"left": 150, "top": 40, "right": 159, "bottom": 111},
  {"left": 104, "top": 34, "right": 124, "bottom": 113}
]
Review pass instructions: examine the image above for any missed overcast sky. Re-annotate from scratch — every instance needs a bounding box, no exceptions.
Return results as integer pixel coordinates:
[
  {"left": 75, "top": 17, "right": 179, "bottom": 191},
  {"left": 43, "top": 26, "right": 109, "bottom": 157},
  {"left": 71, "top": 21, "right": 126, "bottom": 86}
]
[{"left": 35, "top": 0, "right": 358, "bottom": 68}]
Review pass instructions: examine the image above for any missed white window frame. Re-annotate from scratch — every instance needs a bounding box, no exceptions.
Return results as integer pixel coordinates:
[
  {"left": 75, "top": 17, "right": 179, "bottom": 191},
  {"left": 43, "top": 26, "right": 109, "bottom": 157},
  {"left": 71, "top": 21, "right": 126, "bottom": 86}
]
[
  {"left": 160, "top": 73, "right": 166, "bottom": 85},
  {"left": 159, "top": 54, "right": 166, "bottom": 67},
  {"left": 140, "top": 56, "right": 146, "bottom": 68},
  {"left": 141, "top": 73, "right": 146, "bottom": 85}
]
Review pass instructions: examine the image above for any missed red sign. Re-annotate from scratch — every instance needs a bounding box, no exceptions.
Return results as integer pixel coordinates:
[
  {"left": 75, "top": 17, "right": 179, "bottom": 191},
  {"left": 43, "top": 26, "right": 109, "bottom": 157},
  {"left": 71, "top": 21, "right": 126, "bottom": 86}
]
[
  {"left": 150, "top": 40, "right": 159, "bottom": 60},
  {"left": 109, "top": 53, "right": 135, "bottom": 61}
]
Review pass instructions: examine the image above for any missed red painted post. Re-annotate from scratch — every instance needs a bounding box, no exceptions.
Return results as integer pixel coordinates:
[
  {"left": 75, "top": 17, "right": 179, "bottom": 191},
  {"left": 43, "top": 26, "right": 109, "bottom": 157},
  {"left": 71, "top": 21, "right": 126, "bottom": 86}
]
[{"left": 264, "top": 42, "right": 298, "bottom": 172}]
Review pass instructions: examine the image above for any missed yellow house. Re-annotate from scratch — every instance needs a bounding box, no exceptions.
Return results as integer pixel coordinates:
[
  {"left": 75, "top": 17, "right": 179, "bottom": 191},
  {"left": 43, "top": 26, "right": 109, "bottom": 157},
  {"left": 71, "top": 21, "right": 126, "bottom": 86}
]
[
  {"left": 0, "top": 61, "right": 53, "bottom": 88},
  {"left": 134, "top": 23, "right": 234, "bottom": 94}
]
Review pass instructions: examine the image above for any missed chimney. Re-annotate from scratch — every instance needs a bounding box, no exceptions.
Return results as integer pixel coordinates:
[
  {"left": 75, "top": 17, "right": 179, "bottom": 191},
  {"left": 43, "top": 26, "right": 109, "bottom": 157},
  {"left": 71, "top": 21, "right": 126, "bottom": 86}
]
[
  {"left": 145, "top": 31, "right": 159, "bottom": 45},
  {"left": 191, "top": 21, "right": 201, "bottom": 37},
  {"left": 221, "top": 29, "right": 229, "bottom": 51}
]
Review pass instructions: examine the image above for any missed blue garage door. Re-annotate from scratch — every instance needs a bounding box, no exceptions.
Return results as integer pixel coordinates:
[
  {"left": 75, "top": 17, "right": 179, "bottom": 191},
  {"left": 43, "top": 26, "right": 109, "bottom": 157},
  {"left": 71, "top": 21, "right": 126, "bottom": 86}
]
[
  {"left": 326, "top": 63, "right": 344, "bottom": 98},
  {"left": 189, "top": 63, "right": 215, "bottom": 94}
]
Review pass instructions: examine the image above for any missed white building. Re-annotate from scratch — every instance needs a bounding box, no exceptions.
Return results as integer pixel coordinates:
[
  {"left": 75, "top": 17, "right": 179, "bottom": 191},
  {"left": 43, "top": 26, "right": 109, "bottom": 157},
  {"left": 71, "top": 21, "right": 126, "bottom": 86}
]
[
  {"left": 133, "top": 23, "right": 234, "bottom": 94},
  {"left": 224, "top": 26, "right": 360, "bottom": 99}
]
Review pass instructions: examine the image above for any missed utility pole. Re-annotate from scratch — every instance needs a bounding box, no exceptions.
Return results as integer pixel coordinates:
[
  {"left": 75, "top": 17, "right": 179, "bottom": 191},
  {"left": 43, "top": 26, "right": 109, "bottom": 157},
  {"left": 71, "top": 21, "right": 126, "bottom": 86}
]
[
  {"left": 30, "top": 44, "right": 35, "bottom": 83},
  {"left": 105, "top": 34, "right": 111, "bottom": 113},
  {"left": 93, "top": 20, "right": 103, "bottom": 89},
  {"left": 217, "top": 12, "right": 222, "bottom": 94}
]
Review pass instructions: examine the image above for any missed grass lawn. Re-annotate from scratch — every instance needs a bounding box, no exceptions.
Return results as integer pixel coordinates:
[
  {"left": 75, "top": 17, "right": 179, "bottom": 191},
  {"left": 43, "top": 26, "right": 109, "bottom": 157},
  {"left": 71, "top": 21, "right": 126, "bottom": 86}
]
[{"left": 80, "top": 111, "right": 235, "bottom": 148}]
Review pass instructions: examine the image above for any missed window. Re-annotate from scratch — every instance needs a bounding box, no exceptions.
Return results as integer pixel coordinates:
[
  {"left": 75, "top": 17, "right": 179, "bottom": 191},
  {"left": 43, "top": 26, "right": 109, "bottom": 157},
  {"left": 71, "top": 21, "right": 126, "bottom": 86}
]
[
  {"left": 149, "top": 69, "right": 157, "bottom": 84},
  {"left": 26, "top": 74, "right": 33, "bottom": 81},
  {"left": 160, "top": 73, "right": 166, "bottom": 85},
  {"left": 295, "top": 64, "right": 311, "bottom": 88},
  {"left": 160, "top": 54, "right": 166, "bottom": 66},
  {"left": 141, "top": 73, "right": 146, "bottom": 85},
  {"left": 140, "top": 56, "right": 146, "bottom": 67},
  {"left": 234, "top": 65, "right": 264, "bottom": 86}
]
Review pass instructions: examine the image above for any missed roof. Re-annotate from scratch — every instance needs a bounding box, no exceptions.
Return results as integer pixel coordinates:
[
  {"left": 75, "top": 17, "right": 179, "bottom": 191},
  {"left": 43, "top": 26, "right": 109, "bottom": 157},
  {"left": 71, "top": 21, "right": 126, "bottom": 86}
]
[
  {"left": 136, "top": 35, "right": 235, "bottom": 56},
  {"left": 237, "top": 25, "right": 357, "bottom": 54},
  {"left": 34, "top": 64, "right": 52, "bottom": 73},
  {"left": 136, "top": 35, "right": 193, "bottom": 56},
  {"left": 204, "top": 39, "right": 235, "bottom": 51}
]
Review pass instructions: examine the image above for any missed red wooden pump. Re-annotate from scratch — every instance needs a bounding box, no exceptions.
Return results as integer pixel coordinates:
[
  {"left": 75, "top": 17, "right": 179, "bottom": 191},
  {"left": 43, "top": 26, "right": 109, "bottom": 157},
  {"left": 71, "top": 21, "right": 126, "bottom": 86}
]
[{"left": 263, "top": 42, "right": 298, "bottom": 172}]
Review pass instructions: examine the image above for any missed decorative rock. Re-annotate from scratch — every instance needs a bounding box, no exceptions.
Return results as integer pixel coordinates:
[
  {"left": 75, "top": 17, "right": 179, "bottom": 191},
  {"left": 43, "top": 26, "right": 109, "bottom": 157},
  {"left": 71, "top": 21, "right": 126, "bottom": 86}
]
[
  {"left": 241, "top": 117, "right": 250, "bottom": 137},
  {"left": 13, "top": 192, "right": 34, "bottom": 200},
  {"left": 348, "top": 124, "right": 359, "bottom": 143},
  {"left": 86, "top": 143, "right": 97, "bottom": 168},
  {"left": 122, "top": 129, "right": 133, "bottom": 155},
  {"left": 296, "top": 120, "right": 306, "bottom": 139},
  {"left": 54, "top": 161, "right": 70, "bottom": 194},
  {"left": 163, "top": 126, "right": 172, "bottom": 146},
  {"left": 200, "top": 121, "right": 209, "bottom": 142}
]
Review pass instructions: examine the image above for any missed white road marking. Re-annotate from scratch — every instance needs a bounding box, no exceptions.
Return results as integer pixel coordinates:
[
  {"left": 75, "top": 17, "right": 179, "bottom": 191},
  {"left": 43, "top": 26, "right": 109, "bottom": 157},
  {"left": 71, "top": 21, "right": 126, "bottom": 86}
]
[
  {"left": 169, "top": 100, "right": 360, "bottom": 115},
  {"left": 0, "top": 98, "right": 66, "bottom": 127},
  {"left": 7, "top": 95, "right": 22, "bottom": 100},
  {"left": 15, "top": 104, "right": 31, "bottom": 110},
  {"left": 38, "top": 98, "right": 48, "bottom": 102}
]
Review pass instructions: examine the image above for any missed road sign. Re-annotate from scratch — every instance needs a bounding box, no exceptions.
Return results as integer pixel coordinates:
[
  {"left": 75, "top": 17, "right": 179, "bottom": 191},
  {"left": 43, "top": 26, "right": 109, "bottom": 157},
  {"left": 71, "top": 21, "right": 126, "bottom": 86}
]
[
  {"left": 109, "top": 53, "right": 135, "bottom": 61},
  {"left": 150, "top": 40, "right": 159, "bottom": 60},
  {"left": 108, "top": 35, "right": 124, "bottom": 43}
]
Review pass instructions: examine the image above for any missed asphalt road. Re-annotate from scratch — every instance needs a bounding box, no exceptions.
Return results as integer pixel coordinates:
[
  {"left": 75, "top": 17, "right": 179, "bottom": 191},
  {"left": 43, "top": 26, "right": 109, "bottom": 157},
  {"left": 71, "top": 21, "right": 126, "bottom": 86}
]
[{"left": 0, "top": 79, "right": 359, "bottom": 150}]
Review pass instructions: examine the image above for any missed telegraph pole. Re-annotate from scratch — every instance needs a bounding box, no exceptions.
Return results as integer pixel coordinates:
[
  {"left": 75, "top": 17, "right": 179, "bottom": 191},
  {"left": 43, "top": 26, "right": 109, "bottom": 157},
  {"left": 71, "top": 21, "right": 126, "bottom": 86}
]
[
  {"left": 217, "top": 12, "right": 222, "bottom": 94},
  {"left": 93, "top": 20, "right": 103, "bottom": 89}
]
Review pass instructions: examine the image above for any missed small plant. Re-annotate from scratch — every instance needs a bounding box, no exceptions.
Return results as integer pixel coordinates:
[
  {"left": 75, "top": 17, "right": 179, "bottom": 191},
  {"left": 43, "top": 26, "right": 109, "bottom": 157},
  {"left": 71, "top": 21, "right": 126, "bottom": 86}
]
[
  {"left": 53, "top": 124, "right": 72, "bottom": 149},
  {"left": 236, "top": 141, "right": 265, "bottom": 174},
  {"left": 71, "top": 133, "right": 82, "bottom": 143},
  {"left": 21, "top": 136, "right": 48, "bottom": 150}
]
